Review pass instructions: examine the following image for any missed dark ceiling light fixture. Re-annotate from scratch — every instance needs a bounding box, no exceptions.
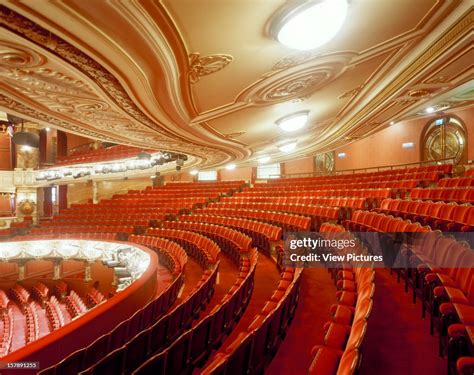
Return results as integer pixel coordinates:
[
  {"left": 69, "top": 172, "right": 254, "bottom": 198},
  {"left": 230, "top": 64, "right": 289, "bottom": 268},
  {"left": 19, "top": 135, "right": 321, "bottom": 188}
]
[{"left": 9, "top": 115, "right": 40, "bottom": 148}]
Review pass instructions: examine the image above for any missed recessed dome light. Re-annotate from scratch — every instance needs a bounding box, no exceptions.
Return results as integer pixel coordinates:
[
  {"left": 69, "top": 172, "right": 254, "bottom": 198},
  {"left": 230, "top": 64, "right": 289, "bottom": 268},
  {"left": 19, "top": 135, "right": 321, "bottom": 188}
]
[
  {"left": 276, "top": 111, "right": 309, "bottom": 132},
  {"left": 276, "top": 0, "right": 348, "bottom": 50},
  {"left": 225, "top": 164, "right": 236, "bottom": 170},
  {"left": 258, "top": 155, "right": 271, "bottom": 164},
  {"left": 279, "top": 142, "right": 297, "bottom": 153}
]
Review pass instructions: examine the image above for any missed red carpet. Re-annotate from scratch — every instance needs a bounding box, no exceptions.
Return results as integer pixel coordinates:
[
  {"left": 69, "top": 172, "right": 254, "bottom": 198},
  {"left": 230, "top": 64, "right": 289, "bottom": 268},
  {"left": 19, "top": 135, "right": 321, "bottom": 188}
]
[
  {"left": 359, "top": 269, "right": 446, "bottom": 375},
  {"left": 172, "top": 257, "right": 203, "bottom": 307},
  {"left": 267, "top": 268, "right": 338, "bottom": 375},
  {"left": 203, "top": 252, "right": 281, "bottom": 365}
]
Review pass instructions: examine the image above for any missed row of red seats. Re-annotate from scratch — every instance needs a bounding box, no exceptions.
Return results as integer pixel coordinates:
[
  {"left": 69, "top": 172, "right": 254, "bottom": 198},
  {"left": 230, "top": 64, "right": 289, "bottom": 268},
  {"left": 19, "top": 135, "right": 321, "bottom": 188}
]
[
  {"left": 130, "top": 251, "right": 258, "bottom": 375},
  {"left": 161, "top": 181, "right": 246, "bottom": 189},
  {"left": 439, "top": 177, "right": 474, "bottom": 188},
  {"left": 180, "top": 213, "right": 281, "bottom": 241},
  {"left": 411, "top": 187, "right": 474, "bottom": 203},
  {"left": 376, "top": 199, "right": 473, "bottom": 232},
  {"left": 130, "top": 236, "right": 188, "bottom": 276},
  {"left": 65, "top": 205, "right": 178, "bottom": 214},
  {"left": 29, "top": 226, "right": 134, "bottom": 237},
  {"left": 160, "top": 221, "right": 252, "bottom": 264},
  {"left": 86, "top": 288, "right": 106, "bottom": 308},
  {"left": 0, "top": 309, "right": 13, "bottom": 356},
  {"left": 266, "top": 164, "right": 452, "bottom": 185},
  {"left": 465, "top": 169, "right": 474, "bottom": 177},
  {"left": 30, "top": 282, "right": 49, "bottom": 308},
  {"left": 202, "top": 267, "right": 303, "bottom": 374},
  {"left": 344, "top": 211, "right": 431, "bottom": 233},
  {"left": 209, "top": 201, "right": 342, "bottom": 230},
  {"left": 43, "top": 218, "right": 155, "bottom": 228},
  {"left": 223, "top": 195, "right": 370, "bottom": 209},
  {"left": 394, "top": 231, "right": 474, "bottom": 374},
  {"left": 235, "top": 188, "right": 395, "bottom": 200},
  {"left": 24, "top": 303, "right": 39, "bottom": 344},
  {"left": 0, "top": 290, "right": 9, "bottom": 312},
  {"left": 195, "top": 207, "right": 311, "bottom": 231},
  {"left": 45, "top": 295, "right": 66, "bottom": 331},
  {"left": 40, "top": 248, "right": 225, "bottom": 375},
  {"left": 39, "top": 243, "right": 187, "bottom": 375},
  {"left": 65, "top": 290, "right": 87, "bottom": 318},
  {"left": 12, "top": 233, "right": 118, "bottom": 242},
  {"left": 142, "top": 228, "right": 220, "bottom": 265},
  {"left": 8, "top": 284, "right": 30, "bottom": 306},
  {"left": 55, "top": 145, "right": 154, "bottom": 166},
  {"left": 309, "top": 226, "right": 375, "bottom": 374}
]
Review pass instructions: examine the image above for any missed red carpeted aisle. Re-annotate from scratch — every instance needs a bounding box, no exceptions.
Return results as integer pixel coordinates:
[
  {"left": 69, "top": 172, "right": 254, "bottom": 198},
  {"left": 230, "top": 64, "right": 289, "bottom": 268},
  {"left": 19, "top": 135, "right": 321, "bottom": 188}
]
[
  {"left": 359, "top": 268, "right": 446, "bottom": 375},
  {"left": 172, "top": 257, "right": 203, "bottom": 306},
  {"left": 202, "top": 252, "right": 281, "bottom": 366},
  {"left": 267, "top": 267, "right": 337, "bottom": 375}
]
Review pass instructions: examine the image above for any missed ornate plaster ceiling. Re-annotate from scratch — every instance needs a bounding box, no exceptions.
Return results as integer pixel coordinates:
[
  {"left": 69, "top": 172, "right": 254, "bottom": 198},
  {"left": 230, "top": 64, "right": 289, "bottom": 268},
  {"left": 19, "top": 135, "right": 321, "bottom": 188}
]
[{"left": 0, "top": 0, "right": 472, "bottom": 170}]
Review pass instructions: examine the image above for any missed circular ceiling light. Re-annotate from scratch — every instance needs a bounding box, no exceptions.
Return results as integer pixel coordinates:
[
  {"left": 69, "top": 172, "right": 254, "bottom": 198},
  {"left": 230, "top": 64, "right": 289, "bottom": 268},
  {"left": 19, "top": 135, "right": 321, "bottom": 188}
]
[
  {"left": 276, "top": 0, "right": 348, "bottom": 50},
  {"left": 279, "top": 142, "right": 297, "bottom": 153},
  {"left": 425, "top": 106, "right": 436, "bottom": 114},
  {"left": 276, "top": 111, "right": 309, "bottom": 132},
  {"left": 225, "top": 164, "right": 236, "bottom": 170}
]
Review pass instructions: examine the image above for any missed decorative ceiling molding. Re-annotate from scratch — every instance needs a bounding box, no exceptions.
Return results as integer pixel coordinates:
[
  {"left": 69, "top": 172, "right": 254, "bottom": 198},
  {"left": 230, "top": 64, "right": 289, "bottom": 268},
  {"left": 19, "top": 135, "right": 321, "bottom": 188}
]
[
  {"left": 188, "top": 53, "right": 233, "bottom": 84},
  {"left": 0, "top": 4, "right": 239, "bottom": 168}
]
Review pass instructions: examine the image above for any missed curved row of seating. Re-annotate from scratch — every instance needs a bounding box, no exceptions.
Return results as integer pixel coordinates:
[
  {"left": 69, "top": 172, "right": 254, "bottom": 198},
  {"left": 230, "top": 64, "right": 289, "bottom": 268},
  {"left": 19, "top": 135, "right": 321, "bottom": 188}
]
[
  {"left": 208, "top": 201, "right": 342, "bottom": 230},
  {"left": 201, "top": 266, "right": 303, "bottom": 375},
  {"left": 0, "top": 309, "right": 13, "bottom": 357},
  {"left": 12, "top": 233, "right": 118, "bottom": 242},
  {"left": 131, "top": 250, "right": 258, "bottom": 375},
  {"left": 139, "top": 228, "right": 220, "bottom": 266},
  {"left": 86, "top": 288, "right": 106, "bottom": 308},
  {"left": 411, "top": 187, "right": 474, "bottom": 203},
  {"left": 8, "top": 284, "right": 30, "bottom": 307},
  {"left": 267, "top": 164, "right": 452, "bottom": 185},
  {"left": 0, "top": 290, "right": 9, "bottom": 312},
  {"left": 235, "top": 188, "right": 395, "bottom": 201},
  {"left": 24, "top": 302, "right": 40, "bottom": 344},
  {"left": 55, "top": 145, "right": 154, "bottom": 166},
  {"left": 129, "top": 236, "right": 188, "bottom": 276},
  {"left": 29, "top": 226, "right": 134, "bottom": 238},
  {"left": 375, "top": 199, "right": 473, "bottom": 232},
  {"left": 30, "top": 282, "right": 49, "bottom": 308},
  {"left": 65, "top": 291, "right": 88, "bottom": 318},
  {"left": 195, "top": 207, "right": 312, "bottom": 231},
  {"left": 177, "top": 214, "right": 282, "bottom": 252},
  {"left": 38, "top": 239, "right": 188, "bottom": 374},
  {"left": 306, "top": 224, "right": 375, "bottom": 375},
  {"left": 45, "top": 296, "right": 66, "bottom": 331},
  {"left": 439, "top": 177, "right": 474, "bottom": 188},
  {"left": 159, "top": 222, "right": 252, "bottom": 264},
  {"left": 47, "top": 238, "right": 252, "bottom": 375},
  {"left": 343, "top": 211, "right": 431, "bottom": 233}
]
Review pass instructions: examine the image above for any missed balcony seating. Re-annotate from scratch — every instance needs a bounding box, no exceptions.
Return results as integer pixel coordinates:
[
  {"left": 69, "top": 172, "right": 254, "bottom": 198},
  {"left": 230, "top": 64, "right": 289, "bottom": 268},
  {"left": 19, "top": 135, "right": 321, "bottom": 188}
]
[
  {"left": 195, "top": 207, "right": 312, "bottom": 231},
  {"left": 141, "top": 228, "right": 220, "bottom": 266},
  {"left": 375, "top": 199, "right": 473, "bottom": 232},
  {"left": 0, "top": 309, "right": 13, "bottom": 357},
  {"left": 8, "top": 284, "right": 30, "bottom": 307},
  {"left": 55, "top": 145, "right": 155, "bottom": 166},
  {"left": 411, "top": 187, "right": 474, "bottom": 204},
  {"left": 86, "top": 288, "right": 106, "bottom": 308},
  {"left": 159, "top": 222, "right": 252, "bottom": 265},
  {"left": 177, "top": 214, "right": 282, "bottom": 253},
  {"left": 0, "top": 290, "right": 9, "bottom": 313},
  {"left": 30, "top": 282, "right": 49, "bottom": 308}
]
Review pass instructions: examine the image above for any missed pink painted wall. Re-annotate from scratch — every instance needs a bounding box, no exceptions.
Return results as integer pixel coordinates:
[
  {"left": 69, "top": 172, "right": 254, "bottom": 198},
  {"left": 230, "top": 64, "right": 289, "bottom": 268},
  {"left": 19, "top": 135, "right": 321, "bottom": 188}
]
[
  {"left": 335, "top": 107, "right": 473, "bottom": 171},
  {"left": 220, "top": 167, "right": 253, "bottom": 181},
  {"left": 284, "top": 157, "right": 314, "bottom": 176}
]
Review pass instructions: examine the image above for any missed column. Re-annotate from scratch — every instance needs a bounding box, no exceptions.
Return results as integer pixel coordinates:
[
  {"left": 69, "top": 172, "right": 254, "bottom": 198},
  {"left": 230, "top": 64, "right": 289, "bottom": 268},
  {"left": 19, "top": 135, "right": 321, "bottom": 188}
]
[
  {"left": 92, "top": 180, "right": 99, "bottom": 204},
  {"left": 53, "top": 260, "right": 61, "bottom": 280}
]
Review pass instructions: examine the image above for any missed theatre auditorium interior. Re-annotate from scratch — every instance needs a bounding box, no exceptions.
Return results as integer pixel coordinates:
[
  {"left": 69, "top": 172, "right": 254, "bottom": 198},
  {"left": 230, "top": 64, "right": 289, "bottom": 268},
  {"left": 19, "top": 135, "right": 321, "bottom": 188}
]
[{"left": 0, "top": 0, "right": 473, "bottom": 374}]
